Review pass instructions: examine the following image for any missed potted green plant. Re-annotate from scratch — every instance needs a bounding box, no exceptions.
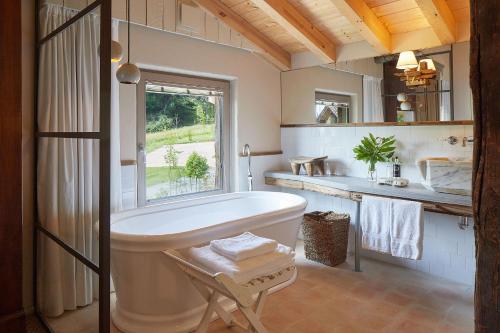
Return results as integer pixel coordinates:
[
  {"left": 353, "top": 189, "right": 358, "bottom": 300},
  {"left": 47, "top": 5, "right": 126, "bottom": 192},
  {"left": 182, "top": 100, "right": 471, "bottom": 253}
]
[{"left": 353, "top": 133, "right": 396, "bottom": 181}]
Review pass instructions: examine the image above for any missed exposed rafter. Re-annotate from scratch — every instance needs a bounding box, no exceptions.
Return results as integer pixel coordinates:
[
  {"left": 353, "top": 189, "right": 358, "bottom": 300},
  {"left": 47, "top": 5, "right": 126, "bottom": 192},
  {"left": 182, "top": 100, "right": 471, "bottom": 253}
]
[
  {"left": 250, "top": 0, "right": 336, "bottom": 63},
  {"left": 329, "top": 0, "right": 391, "bottom": 54},
  {"left": 192, "top": 0, "right": 291, "bottom": 70},
  {"left": 414, "top": 0, "right": 456, "bottom": 44}
]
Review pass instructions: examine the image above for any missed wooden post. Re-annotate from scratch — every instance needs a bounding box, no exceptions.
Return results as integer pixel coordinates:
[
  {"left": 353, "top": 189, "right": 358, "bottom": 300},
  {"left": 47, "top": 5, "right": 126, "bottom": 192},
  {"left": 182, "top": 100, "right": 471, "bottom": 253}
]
[
  {"left": 0, "top": 1, "right": 25, "bottom": 331},
  {"left": 469, "top": 0, "right": 500, "bottom": 332}
]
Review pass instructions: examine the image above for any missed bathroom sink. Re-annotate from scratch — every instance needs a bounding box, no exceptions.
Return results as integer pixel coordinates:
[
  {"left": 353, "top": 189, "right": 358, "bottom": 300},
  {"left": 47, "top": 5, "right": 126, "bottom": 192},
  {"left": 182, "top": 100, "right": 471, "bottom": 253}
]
[{"left": 416, "top": 157, "right": 472, "bottom": 196}]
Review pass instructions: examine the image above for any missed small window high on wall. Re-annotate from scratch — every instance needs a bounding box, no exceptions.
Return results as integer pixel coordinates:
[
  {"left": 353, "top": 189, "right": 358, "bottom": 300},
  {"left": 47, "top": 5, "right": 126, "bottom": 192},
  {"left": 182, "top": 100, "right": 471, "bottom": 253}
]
[
  {"left": 137, "top": 71, "right": 230, "bottom": 206},
  {"left": 315, "top": 91, "right": 351, "bottom": 124}
]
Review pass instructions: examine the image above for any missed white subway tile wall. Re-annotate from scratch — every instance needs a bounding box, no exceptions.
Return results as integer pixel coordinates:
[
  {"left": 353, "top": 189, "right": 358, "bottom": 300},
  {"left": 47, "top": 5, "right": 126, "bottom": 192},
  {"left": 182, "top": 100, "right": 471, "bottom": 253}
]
[
  {"left": 280, "top": 125, "right": 474, "bottom": 182},
  {"left": 279, "top": 124, "right": 475, "bottom": 285}
]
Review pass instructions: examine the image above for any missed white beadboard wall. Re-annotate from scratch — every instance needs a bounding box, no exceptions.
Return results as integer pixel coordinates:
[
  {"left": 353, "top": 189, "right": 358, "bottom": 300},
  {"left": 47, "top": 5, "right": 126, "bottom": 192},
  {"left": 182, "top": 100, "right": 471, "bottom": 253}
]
[
  {"left": 279, "top": 124, "right": 475, "bottom": 285},
  {"left": 44, "top": 0, "right": 257, "bottom": 52}
]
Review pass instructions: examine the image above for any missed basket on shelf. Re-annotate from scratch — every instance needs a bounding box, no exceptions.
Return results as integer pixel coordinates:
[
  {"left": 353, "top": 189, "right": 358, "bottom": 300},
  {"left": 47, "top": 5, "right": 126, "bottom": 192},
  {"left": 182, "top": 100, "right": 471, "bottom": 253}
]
[{"left": 302, "top": 211, "right": 350, "bottom": 267}]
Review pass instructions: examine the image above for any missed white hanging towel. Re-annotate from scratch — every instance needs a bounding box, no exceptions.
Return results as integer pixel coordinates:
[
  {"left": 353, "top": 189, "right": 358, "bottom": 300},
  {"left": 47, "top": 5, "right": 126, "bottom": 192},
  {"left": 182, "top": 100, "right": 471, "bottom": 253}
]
[
  {"left": 361, "top": 195, "right": 392, "bottom": 254},
  {"left": 210, "top": 232, "right": 278, "bottom": 261},
  {"left": 189, "top": 244, "right": 294, "bottom": 284},
  {"left": 390, "top": 199, "right": 424, "bottom": 260}
]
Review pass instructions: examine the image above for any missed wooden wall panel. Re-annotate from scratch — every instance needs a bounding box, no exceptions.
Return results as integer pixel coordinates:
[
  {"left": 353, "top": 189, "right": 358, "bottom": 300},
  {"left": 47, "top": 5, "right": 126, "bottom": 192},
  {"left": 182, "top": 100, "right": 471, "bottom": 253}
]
[
  {"left": 470, "top": 0, "right": 500, "bottom": 331},
  {"left": 147, "top": 0, "right": 165, "bottom": 29},
  {"left": 112, "top": 0, "right": 126, "bottom": 20},
  {"left": 131, "top": 0, "right": 147, "bottom": 25},
  {"left": 163, "top": 0, "right": 177, "bottom": 31},
  {"left": 0, "top": 0, "right": 25, "bottom": 331}
]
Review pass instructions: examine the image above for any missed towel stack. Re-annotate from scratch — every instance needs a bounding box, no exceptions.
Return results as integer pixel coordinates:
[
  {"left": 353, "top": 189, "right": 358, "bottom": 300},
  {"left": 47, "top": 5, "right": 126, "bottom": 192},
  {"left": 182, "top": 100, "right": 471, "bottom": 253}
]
[
  {"left": 361, "top": 196, "right": 424, "bottom": 260},
  {"left": 189, "top": 232, "right": 295, "bottom": 284}
]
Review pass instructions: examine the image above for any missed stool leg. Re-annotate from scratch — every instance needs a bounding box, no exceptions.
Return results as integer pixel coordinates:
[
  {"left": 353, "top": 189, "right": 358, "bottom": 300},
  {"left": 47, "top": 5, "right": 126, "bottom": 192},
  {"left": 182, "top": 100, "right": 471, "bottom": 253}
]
[
  {"left": 254, "top": 291, "right": 267, "bottom": 317},
  {"left": 195, "top": 291, "right": 219, "bottom": 333},
  {"left": 191, "top": 279, "right": 235, "bottom": 327},
  {"left": 239, "top": 306, "right": 268, "bottom": 333}
]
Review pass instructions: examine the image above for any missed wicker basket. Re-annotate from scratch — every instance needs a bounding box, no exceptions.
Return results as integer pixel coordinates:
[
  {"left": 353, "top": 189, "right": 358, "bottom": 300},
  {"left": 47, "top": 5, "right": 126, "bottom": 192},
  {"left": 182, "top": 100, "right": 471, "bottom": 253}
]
[{"left": 302, "top": 211, "right": 350, "bottom": 267}]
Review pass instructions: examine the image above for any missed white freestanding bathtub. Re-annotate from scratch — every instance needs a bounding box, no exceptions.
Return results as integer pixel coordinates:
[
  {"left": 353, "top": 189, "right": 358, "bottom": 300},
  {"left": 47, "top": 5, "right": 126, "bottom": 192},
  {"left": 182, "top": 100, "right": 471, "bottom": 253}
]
[{"left": 110, "top": 191, "right": 307, "bottom": 333}]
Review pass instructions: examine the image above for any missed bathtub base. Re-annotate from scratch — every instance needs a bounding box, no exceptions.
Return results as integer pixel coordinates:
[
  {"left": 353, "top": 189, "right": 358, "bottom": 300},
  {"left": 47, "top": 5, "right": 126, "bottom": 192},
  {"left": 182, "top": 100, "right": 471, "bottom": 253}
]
[{"left": 111, "top": 271, "right": 297, "bottom": 333}]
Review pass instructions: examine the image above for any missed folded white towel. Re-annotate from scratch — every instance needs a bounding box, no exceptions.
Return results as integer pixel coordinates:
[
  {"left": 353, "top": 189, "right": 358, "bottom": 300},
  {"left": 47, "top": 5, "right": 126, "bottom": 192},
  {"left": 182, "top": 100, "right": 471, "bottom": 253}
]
[
  {"left": 390, "top": 199, "right": 424, "bottom": 260},
  {"left": 361, "top": 195, "right": 392, "bottom": 254},
  {"left": 210, "top": 232, "right": 278, "bottom": 261},
  {"left": 188, "top": 244, "right": 295, "bottom": 284}
]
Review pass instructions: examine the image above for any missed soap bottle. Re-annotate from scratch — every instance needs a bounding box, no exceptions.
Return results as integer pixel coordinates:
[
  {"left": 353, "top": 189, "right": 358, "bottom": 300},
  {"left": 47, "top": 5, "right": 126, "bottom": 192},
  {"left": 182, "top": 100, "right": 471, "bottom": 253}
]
[{"left": 393, "top": 156, "right": 401, "bottom": 178}]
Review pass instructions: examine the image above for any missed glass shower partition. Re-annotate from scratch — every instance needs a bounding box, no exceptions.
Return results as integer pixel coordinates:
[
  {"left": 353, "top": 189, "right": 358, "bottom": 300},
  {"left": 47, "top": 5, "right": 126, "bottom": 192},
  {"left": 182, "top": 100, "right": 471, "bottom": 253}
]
[{"left": 34, "top": 1, "right": 111, "bottom": 332}]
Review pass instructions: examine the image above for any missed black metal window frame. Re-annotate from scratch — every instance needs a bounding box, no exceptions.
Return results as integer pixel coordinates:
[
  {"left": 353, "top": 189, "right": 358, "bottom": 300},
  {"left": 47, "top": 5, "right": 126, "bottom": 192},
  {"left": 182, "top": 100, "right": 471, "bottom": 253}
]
[{"left": 34, "top": 1, "right": 111, "bottom": 332}]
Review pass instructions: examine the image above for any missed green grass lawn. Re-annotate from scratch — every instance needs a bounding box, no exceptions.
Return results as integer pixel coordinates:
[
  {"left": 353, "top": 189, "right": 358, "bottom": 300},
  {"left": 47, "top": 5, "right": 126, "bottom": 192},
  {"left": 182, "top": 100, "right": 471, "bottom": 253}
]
[
  {"left": 146, "top": 124, "right": 215, "bottom": 153},
  {"left": 146, "top": 166, "right": 186, "bottom": 186}
]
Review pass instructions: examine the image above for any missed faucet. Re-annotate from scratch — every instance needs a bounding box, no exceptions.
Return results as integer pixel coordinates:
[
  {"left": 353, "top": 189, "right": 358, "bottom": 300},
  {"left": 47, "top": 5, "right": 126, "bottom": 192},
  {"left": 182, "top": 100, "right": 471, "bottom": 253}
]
[{"left": 242, "top": 144, "right": 253, "bottom": 191}]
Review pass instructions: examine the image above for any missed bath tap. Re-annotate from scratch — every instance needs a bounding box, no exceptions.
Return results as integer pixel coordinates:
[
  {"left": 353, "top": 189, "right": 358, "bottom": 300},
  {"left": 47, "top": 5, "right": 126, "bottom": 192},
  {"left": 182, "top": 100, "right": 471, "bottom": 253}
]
[{"left": 243, "top": 144, "right": 253, "bottom": 191}]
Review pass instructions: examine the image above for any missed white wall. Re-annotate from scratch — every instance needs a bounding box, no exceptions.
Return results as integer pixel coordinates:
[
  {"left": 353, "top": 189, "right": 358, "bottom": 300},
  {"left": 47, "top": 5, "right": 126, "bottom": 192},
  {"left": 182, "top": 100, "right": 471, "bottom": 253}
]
[
  {"left": 118, "top": 23, "right": 283, "bottom": 194},
  {"left": 281, "top": 66, "right": 364, "bottom": 124},
  {"left": 279, "top": 124, "right": 475, "bottom": 285}
]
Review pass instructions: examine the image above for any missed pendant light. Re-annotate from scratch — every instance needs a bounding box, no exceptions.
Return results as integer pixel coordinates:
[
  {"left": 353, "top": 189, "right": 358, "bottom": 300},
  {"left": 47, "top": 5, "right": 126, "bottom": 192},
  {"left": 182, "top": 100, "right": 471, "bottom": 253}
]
[
  {"left": 111, "top": 40, "right": 123, "bottom": 63},
  {"left": 116, "top": 0, "right": 141, "bottom": 84},
  {"left": 97, "top": 40, "right": 123, "bottom": 62}
]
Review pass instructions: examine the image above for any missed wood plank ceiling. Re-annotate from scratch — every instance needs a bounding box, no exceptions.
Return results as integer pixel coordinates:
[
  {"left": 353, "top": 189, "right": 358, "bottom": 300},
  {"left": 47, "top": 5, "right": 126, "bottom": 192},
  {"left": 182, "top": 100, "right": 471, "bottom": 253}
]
[{"left": 193, "top": 0, "right": 471, "bottom": 70}]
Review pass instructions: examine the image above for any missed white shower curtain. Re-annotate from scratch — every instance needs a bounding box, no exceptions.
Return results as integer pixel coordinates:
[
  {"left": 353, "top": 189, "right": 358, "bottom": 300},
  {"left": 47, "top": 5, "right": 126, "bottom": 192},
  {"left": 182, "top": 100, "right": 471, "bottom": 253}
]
[
  {"left": 363, "top": 76, "right": 384, "bottom": 122},
  {"left": 37, "top": 4, "right": 122, "bottom": 317},
  {"left": 440, "top": 80, "right": 451, "bottom": 121}
]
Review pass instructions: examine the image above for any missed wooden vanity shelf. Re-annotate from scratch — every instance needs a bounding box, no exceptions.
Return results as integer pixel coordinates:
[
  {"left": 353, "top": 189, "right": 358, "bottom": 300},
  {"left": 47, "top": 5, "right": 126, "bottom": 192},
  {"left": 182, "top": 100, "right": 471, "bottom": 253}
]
[
  {"left": 264, "top": 174, "right": 472, "bottom": 217},
  {"left": 265, "top": 171, "right": 473, "bottom": 273}
]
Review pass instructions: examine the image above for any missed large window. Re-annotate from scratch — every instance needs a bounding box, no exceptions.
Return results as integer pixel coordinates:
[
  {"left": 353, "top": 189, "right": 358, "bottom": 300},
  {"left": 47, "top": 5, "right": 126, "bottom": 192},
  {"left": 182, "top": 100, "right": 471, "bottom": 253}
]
[{"left": 137, "top": 72, "right": 230, "bottom": 205}]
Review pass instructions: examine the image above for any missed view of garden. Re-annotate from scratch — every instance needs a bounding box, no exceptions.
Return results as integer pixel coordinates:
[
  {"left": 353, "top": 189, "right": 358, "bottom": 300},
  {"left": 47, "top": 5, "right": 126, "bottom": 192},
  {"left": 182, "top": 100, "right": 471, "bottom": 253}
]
[{"left": 145, "top": 89, "right": 220, "bottom": 201}]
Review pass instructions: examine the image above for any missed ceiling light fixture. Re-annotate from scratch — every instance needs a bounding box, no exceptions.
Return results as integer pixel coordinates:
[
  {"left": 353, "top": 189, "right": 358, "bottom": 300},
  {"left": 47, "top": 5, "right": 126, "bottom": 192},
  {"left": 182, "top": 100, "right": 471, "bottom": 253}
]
[
  {"left": 394, "top": 51, "right": 437, "bottom": 88},
  {"left": 111, "top": 40, "right": 123, "bottom": 63},
  {"left": 116, "top": 0, "right": 141, "bottom": 84}
]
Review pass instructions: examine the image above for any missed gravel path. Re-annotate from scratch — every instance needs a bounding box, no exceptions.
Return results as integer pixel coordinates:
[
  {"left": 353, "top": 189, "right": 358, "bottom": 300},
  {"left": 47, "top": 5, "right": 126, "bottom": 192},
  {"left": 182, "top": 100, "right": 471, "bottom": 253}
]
[{"left": 146, "top": 141, "right": 216, "bottom": 168}]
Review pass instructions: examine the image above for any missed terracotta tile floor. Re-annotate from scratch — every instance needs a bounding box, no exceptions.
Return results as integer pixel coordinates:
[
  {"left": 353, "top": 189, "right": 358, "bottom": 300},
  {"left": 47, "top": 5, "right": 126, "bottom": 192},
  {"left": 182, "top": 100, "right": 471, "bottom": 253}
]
[
  {"left": 36, "top": 242, "right": 474, "bottom": 333},
  {"left": 205, "top": 243, "right": 473, "bottom": 333}
]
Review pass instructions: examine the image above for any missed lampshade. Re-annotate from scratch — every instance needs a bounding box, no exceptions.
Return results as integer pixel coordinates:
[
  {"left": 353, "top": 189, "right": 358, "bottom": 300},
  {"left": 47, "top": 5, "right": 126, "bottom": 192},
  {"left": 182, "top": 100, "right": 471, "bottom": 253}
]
[
  {"left": 111, "top": 40, "right": 123, "bottom": 63},
  {"left": 417, "top": 58, "right": 436, "bottom": 71},
  {"left": 396, "top": 51, "right": 418, "bottom": 70},
  {"left": 116, "top": 63, "right": 141, "bottom": 84}
]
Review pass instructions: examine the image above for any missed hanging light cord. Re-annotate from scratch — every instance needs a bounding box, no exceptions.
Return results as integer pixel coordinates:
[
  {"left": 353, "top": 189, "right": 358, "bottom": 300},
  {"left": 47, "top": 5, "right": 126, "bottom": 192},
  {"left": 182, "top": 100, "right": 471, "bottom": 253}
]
[{"left": 127, "top": 0, "right": 131, "bottom": 64}]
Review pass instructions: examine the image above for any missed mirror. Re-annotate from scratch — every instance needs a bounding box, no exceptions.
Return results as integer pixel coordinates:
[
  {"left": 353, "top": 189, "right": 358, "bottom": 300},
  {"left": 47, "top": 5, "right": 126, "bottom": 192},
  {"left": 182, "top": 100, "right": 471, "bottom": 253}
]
[{"left": 281, "top": 42, "right": 473, "bottom": 126}]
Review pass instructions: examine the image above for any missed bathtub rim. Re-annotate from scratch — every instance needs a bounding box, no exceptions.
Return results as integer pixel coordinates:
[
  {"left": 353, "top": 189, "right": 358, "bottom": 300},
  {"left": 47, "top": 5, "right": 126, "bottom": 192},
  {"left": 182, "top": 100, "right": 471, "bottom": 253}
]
[{"left": 110, "top": 191, "right": 307, "bottom": 252}]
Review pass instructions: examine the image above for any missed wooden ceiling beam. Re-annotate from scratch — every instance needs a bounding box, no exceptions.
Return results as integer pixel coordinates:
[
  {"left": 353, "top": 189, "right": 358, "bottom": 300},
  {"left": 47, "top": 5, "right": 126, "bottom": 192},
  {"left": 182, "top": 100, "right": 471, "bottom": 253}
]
[
  {"left": 250, "top": 0, "right": 337, "bottom": 63},
  {"left": 329, "top": 0, "right": 391, "bottom": 54},
  {"left": 414, "top": 0, "right": 456, "bottom": 44},
  {"left": 192, "top": 0, "right": 291, "bottom": 70}
]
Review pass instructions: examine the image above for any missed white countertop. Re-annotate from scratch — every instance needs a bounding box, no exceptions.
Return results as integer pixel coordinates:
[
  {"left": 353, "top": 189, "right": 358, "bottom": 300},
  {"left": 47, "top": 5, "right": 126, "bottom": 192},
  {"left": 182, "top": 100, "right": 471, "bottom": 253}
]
[{"left": 264, "top": 171, "right": 472, "bottom": 207}]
